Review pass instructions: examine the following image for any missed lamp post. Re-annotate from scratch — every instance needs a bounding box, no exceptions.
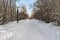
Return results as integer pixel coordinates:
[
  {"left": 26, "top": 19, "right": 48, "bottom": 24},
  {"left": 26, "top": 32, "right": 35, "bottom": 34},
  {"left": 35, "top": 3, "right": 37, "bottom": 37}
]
[
  {"left": 16, "top": 7, "right": 19, "bottom": 23},
  {"left": 17, "top": 8, "right": 18, "bottom": 23},
  {"left": 16, "top": 6, "right": 21, "bottom": 23}
]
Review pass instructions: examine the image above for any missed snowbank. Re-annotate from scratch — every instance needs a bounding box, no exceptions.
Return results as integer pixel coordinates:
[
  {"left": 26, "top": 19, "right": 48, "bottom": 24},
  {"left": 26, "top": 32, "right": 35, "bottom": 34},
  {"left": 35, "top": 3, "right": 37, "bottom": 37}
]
[{"left": 0, "top": 19, "right": 60, "bottom": 40}]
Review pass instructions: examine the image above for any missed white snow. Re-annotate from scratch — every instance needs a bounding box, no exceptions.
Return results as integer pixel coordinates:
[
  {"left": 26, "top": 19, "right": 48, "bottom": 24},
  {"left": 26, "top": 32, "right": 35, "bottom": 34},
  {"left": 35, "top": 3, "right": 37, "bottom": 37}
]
[{"left": 0, "top": 19, "right": 60, "bottom": 40}]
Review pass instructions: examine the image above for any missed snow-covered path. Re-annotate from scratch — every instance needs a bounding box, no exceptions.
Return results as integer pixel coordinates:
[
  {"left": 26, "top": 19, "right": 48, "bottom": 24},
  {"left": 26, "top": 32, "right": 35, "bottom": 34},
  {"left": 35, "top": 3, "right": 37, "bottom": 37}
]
[{"left": 0, "top": 19, "right": 60, "bottom": 40}]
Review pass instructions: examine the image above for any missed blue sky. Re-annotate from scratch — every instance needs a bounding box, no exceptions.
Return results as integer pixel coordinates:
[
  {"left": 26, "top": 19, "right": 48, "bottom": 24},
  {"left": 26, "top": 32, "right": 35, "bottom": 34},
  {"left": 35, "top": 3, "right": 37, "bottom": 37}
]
[{"left": 16, "top": 0, "right": 35, "bottom": 15}]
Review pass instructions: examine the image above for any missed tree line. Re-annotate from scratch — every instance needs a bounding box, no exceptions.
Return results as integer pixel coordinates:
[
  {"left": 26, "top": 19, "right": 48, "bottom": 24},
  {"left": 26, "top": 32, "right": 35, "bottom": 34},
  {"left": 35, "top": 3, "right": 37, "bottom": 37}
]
[
  {"left": 31, "top": 0, "right": 60, "bottom": 25},
  {"left": 0, "top": 0, "right": 60, "bottom": 25},
  {"left": 0, "top": 0, "right": 28, "bottom": 25}
]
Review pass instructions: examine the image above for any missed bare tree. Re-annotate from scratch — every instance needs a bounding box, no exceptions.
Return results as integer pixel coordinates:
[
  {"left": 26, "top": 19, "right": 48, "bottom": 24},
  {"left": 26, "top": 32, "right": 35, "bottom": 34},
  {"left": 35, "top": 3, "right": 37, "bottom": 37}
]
[
  {"left": 0, "top": 0, "right": 17, "bottom": 24},
  {"left": 32, "top": 0, "right": 57, "bottom": 23},
  {"left": 18, "top": 5, "right": 28, "bottom": 20}
]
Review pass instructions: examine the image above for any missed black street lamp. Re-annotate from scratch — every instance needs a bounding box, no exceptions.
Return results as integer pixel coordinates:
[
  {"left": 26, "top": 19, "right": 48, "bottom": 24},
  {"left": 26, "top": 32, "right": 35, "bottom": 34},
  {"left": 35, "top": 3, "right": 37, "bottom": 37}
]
[{"left": 17, "top": 8, "right": 18, "bottom": 23}]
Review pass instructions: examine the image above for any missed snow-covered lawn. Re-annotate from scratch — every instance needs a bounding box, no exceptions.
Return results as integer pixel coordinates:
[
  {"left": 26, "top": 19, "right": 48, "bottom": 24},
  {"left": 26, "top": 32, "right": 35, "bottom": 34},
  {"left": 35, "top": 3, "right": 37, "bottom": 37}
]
[{"left": 0, "top": 19, "right": 60, "bottom": 40}]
